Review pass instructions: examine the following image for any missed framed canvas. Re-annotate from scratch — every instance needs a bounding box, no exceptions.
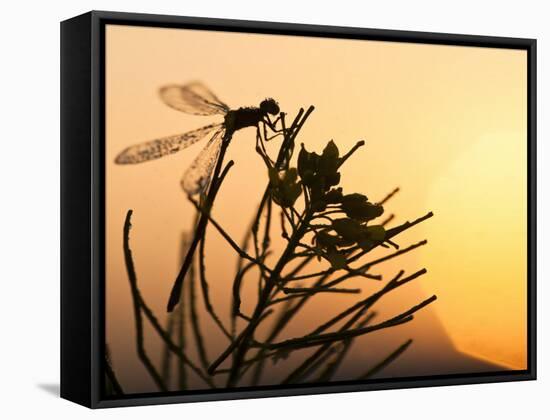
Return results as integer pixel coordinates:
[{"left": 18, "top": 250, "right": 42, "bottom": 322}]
[{"left": 60, "top": 10, "right": 536, "bottom": 408}]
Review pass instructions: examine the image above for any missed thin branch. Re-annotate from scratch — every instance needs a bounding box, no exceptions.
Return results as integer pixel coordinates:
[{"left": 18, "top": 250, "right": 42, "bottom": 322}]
[
  {"left": 337, "top": 140, "right": 366, "bottom": 169},
  {"left": 161, "top": 313, "right": 175, "bottom": 385},
  {"left": 232, "top": 260, "right": 256, "bottom": 319},
  {"left": 315, "top": 312, "right": 376, "bottom": 383},
  {"left": 313, "top": 269, "right": 423, "bottom": 335},
  {"left": 291, "top": 346, "right": 340, "bottom": 383},
  {"left": 176, "top": 288, "right": 187, "bottom": 390},
  {"left": 225, "top": 106, "right": 320, "bottom": 380},
  {"left": 360, "top": 240, "right": 427, "bottom": 270},
  {"left": 123, "top": 210, "right": 167, "bottom": 392},
  {"left": 357, "top": 339, "right": 413, "bottom": 380},
  {"left": 104, "top": 350, "right": 124, "bottom": 396},
  {"left": 347, "top": 212, "right": 434, "bottom": 265},
  {"left": 281, "top": 206, "right": 297, "bottom": 231},
  {"left": 263, "top": 317, "right": 413, "bottom": 351},
  {"left": 208, "top": 307, "right": 272, "bottom": 375},
  {"left": 249, "top": 267, "right": 336, "bottom": 386},
  {"left": 381, "top": 213, "right": 395, "bottom": 227},
  {"left": 284, "top": 263, "right": 381, "bottom": 282},
  {"left": 167, "top": 133, "right": 234, "bottom": 312},
  {"left": 189, "top": 197, "right": 272, "bottom": 272},
  {"left": 280, "top": 209, "right": 290, "bottom": 240},
  {"left": 259, "top": 295, "right": 436, "bottom": 351},
  {"left": 269, "top": 288, "right": 361, "bottom": 306},
  {"left": 385, "top": 212, "right": 434, "bottom": 241},
  {"left": 284, "top": 272, "right": 378, "bottom": 384},
  {"left": 189, "top": 262, "right": 210, "bottom": 373},
  {"left": 323, "top": 241, "right": 428, "bottom": 289},
  {"left": 198, "top": 234, "right": 232, "bottom": 340},
  {"left": 231, "top": 219, "right": 255, "bottom": 338},
  {"left": 282, "top": 255, "right": 315, "bottom": 282},
  {"left": 216, "top": 110, "right": 316, "bottom": 383},
  {"left": 378, "top": 187, "right": 400, "bottom": 205},
  {"left": 283, "top": 310, "right": 377, "bottom": 385},
  {"left": 123, "top": 210, "right": 215, "bottom": 388},
  {"left": 282, "top": 286, "right": 361, "bottom": 294}
]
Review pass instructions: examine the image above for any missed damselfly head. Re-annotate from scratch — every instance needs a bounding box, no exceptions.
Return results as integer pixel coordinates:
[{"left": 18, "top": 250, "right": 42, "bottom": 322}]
[{"left": 260, "top": 98, "right": 280, "bottom": 116}]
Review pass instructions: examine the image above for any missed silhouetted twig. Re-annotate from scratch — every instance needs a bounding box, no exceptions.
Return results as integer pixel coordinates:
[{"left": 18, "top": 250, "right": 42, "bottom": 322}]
[
  {"left": 189, "top": 260, "right": 210, "bottom": 373},
  {"left": 315, "top": 312, "right": 377, "bottom": 383},
  {"left": 123, "top": 210, "right": 215, "bottom": 389},
  {"left": 123, "top": 210, "right": 167, "bottom": 392},
  {"left": 176, "top": 296, "right": 187, "bottom": 390},
  {"left": 283, "top": 309, "right": 377, "bottom": 384},
  {"left": 104, "top": 347, "right": 124, "bottom": 396},
  {"left": 189, "top": 196, "right": 271, "bottom": 271},
  {"left": 357, "top": 339, "right": 413, "bottom": 380},
  {"left": 161, "top": 313, "right": 175, "bottom": 384},
  {"left": 167, "top": 133, "right": 234, "bottom": 312},
  {"left": 316, "top": 269, "right": 425, "bottom": 333},
  {"left": 198, "top": 234, "right": 232, "bottom": 340},
  {"left": 378, "top": 187, "right": 400, "bottom": 205},
  {"left": 258, "top": 295, "right": 436, "bottom": 351}
]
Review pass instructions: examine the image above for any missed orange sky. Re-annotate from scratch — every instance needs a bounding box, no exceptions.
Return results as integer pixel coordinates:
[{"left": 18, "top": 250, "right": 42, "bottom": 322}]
[{"left": 105, "top": 24, "right": 527, "bottom": 392}]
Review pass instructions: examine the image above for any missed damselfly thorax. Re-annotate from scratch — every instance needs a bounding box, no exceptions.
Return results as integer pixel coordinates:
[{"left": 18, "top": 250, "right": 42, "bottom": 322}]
[
  {"left": 115, "top": 82, "right": 280, "bottom": 194},
  {"left": 224, "top": 102, "right": 280, "bottom": 133}
]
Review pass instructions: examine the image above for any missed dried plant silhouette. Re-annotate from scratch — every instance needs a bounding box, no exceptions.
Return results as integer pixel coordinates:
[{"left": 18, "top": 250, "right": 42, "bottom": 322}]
[
  {"left": 115, "top": 82, "right": 282, "bottom": 313},
  {"left": 106, "top": 83, "right": 436, "bottom": 394}
]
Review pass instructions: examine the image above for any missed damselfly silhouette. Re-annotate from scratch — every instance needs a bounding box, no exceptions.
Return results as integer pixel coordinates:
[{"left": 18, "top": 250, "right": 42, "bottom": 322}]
[
  {"left": 115, "top": 82, "right": 282, "bottom": 312},
  {"left": 115, "top": 82, "right": 280, "bottom": 195}
]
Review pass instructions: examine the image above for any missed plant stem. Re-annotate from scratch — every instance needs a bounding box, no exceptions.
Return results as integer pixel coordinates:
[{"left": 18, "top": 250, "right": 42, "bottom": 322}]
[
  {"left": 104, "top": 351, "right": 124, "bottom": 396},
  {"left": 378, "top": 187, "right": 400, "bottom": 205},
  {"left": 123, "top": 210, "right": 215, "bottom": 388},
  {"left": 167, "top": 131, "right": 234, "bottom": 312},
  {"left": 161, "top": 313, "right": 175, "bottom": 385},
  {"left": 176, "top": 287, "right": 187, "bottom": 390},
  {"left": 123, "top": 210, "right": 168, "bottom": 392},
  {"left": 224, "top": 209, "right": 314, "bottom": 386},
  {"left": 357, "top": 339, "right": 413, "bottom": 380},
  {"left": 206, "top": 107, "right": 316, "bottom": 381},
  {"left": 262, "top": 295, "right": 436, "bottom": 351},
  {"left": 189, "top": 196, "right": 271, "bottom": 272},
  {"left": 198, "top": 232, "right": 232, "bottom": 340},
  {"left": 189, "top": 259, "right": 210, "bottom": 373}
]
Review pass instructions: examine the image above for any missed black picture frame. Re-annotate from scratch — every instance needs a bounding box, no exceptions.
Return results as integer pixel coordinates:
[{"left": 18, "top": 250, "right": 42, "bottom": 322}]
[{"left": 60, "top": 10, "right": 537, "bottom": 409}]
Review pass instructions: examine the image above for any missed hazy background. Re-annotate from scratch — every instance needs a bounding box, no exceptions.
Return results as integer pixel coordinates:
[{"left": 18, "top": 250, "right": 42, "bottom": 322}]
[{"left": 105, "top": 24, "right": 527, "bottom": 393}]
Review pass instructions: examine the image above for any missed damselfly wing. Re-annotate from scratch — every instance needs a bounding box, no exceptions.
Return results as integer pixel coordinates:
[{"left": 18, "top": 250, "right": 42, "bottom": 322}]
[
  {"left": 115, "top": 82, "right": 232, "bottom": 195},
  {"left": 114, "top": 123, "right": 222, "bottom": 165},
  {"left": 159, "top": 83, "right": 230, "bottom": 116},
  {"left": 180, "top": 127, "right": 225, "bottom": 194}
]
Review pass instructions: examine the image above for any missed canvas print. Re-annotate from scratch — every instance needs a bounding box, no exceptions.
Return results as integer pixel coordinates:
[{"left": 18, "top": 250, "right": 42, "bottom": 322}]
[{"left": 104, "top": 23, "right": 528, "bottom": 397}]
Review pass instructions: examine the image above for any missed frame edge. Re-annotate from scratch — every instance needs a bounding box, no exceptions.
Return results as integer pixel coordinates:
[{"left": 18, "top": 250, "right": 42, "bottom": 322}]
[{"left": 60, "top": 11, "right": 94, "bottom": 408}]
